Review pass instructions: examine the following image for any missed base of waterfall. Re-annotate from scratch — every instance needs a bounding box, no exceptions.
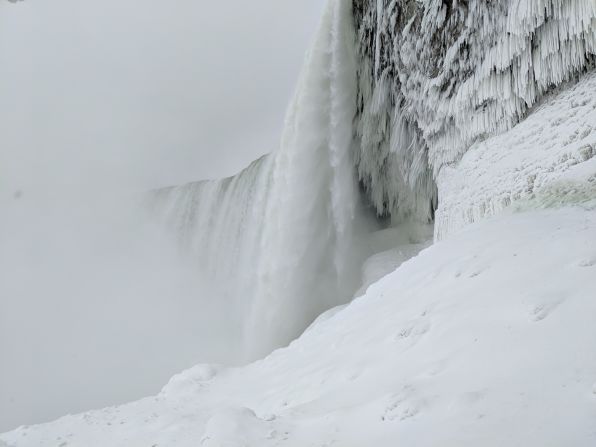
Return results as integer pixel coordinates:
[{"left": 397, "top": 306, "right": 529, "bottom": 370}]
[{"left": 3, "top": 204, "right": 596, "bottom": 446}]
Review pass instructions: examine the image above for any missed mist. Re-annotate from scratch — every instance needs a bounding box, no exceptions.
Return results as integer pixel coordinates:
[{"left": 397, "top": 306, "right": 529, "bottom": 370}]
[{"left": 0, "top": 0, "right": 324, "bottom": 432}]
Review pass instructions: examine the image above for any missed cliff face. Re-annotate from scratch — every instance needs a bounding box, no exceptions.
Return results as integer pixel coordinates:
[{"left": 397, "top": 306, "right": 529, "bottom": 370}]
[{"left": 351, "top": 0, "right": 596, "bottom": 222}]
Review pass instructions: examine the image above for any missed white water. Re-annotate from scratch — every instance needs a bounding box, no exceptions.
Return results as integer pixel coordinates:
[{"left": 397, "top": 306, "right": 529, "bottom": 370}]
[{"left": 153, "top": 0, "right": 379, "bottom": 360}]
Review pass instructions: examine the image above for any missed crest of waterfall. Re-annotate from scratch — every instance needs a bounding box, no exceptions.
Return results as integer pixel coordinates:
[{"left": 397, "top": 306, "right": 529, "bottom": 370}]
[
  {"left": 152, "top": 156, "right": 274, "bottom": 327},
  {"left": 353, "top": 0, "right": 596, "bottom": 220},
  {"left": 152, "top": 0, "right": 368, "bottom": 360}
]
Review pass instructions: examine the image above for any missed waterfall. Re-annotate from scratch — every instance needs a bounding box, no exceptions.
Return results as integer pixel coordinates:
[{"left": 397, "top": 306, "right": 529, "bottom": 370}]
[{"left": 153, "top": 0, "right": 372, "bottom": 360}]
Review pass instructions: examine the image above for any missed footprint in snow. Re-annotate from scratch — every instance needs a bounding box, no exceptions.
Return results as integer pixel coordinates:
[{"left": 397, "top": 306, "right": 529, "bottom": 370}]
[
  {"left": 382, "top": 399, "right": 421, "bottom": 422},
  {"left": 530, "top": 298, "right": 564, "bottom": 322},
  {"left": 578, "top": 257, "right": 596, "bottom": 267},
  {"left": 393, "top": 318, "right": 431, "bottom": 345},
  {"left": 381, "top": 387, "right": 424, "bottom": 422},
  {"left": 468, "top": 269, "right": 485, "bottom": 278}
]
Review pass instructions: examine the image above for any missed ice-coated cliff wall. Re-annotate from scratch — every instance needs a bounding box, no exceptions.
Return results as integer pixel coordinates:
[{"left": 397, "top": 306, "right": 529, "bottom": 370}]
[{"left": 352, "top": 0, "right": 595, "bottom": 224}]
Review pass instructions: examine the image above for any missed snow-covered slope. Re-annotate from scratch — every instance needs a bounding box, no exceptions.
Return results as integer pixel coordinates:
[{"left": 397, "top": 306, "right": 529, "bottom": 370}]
[{"left": 3, "top": 205, "right": 595, "bottom": 446}]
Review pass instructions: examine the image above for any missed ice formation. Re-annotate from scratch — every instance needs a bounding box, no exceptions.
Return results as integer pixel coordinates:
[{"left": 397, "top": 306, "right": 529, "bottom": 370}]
[
  {"left": 436, "top": 71, "right": 596, "bottom": 239},
  {"left": 353, "top": 0, "right": 596, "bottom": 219},
  {"left": 153, "top": 0, "right": 596, "bottom": 358}
]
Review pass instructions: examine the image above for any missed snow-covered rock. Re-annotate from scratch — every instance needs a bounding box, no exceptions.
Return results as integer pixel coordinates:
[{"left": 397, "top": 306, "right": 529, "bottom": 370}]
[
  {"left": 353, "top": 0, "right": 596, "bottom": 221},
  {"left": 3, "top": 205, "right": 595, "bottom": 446},
  {"left": 436, "top": 71, "right": 596, "bottom": 239}
]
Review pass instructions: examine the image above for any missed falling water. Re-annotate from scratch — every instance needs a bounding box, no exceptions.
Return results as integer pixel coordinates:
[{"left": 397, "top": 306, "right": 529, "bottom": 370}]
[{"left": 152, "top": 0, "right": 376, "bottom": 360}]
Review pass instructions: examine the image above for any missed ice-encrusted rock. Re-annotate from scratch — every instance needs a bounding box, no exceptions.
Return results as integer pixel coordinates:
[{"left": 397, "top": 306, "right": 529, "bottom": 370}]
[
  {"left": 352, "top": 0, "right": 596, "bottom": 222},
  {"left": 436, "top": 71, "right": 596, "bottom": 239}
]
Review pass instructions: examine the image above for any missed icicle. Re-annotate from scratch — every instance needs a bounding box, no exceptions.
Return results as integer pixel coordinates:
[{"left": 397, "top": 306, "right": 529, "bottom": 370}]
[{"left": 353, "top": 0, "right": 596, "bottom": 221}]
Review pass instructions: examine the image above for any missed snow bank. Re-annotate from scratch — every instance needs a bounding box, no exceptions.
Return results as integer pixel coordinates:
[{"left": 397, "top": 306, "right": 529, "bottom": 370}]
[{"left": 3, "top": 205, "right": 595, "bottom": 446}]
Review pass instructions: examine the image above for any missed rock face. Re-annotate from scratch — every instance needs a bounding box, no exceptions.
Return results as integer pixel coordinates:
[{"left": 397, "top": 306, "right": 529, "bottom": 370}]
[{"left": 352, "top": 0, "right": 596, "bottom": 222}]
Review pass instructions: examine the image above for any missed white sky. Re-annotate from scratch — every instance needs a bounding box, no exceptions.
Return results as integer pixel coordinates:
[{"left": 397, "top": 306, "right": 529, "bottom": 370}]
[
  {"left": 0, "top": 0, "right": 325, "bottom": 432},
  {"left": 0, "top": 0, "right": 325, "bottom": 197}
]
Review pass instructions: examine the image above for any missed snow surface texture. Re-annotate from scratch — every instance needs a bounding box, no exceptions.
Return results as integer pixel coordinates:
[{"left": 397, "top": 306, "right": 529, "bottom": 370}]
[
  {"left": 353, "top": 0, "right": 596, "bottom": 220},
  {"left": 436, "top": 71, "right": 596, "bottom": 239},
  {"left": 3, "top": 206, "right": 596, "bottom": 446}
]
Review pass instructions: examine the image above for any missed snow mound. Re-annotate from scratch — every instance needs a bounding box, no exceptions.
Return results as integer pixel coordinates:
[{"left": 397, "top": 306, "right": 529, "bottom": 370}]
[
  {"left": 160, "top": 364, "right": 223, "bottom": 398},
  {"left": 3, "top": 206, "right": 596, "bottom": 446},
  {"left": 200, "top": 407, "right": 286, "bottom": 447}
]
